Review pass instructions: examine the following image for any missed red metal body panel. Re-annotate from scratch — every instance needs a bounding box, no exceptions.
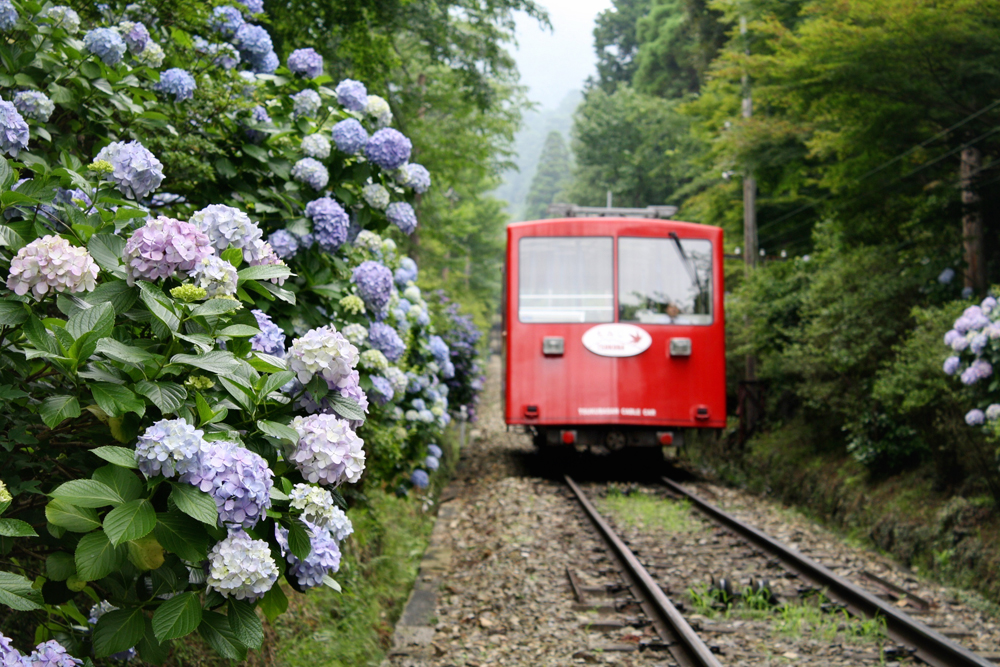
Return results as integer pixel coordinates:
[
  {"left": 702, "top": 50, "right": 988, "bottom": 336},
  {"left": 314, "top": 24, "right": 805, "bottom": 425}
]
[{"left": 504, "top": 218, "right": 726, "bottom": 429}]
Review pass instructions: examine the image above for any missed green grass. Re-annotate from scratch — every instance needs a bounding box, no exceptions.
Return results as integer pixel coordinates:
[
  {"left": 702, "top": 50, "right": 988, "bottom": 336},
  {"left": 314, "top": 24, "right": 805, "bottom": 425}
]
[{"left": 597, "top": 490, "right": 699, "bottom": 533}]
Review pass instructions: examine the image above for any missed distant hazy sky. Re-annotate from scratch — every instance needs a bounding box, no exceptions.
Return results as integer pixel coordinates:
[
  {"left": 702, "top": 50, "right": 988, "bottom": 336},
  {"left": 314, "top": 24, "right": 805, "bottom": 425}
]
[{"left": 513, "top": 0, "right": 614, "bottom": 110}]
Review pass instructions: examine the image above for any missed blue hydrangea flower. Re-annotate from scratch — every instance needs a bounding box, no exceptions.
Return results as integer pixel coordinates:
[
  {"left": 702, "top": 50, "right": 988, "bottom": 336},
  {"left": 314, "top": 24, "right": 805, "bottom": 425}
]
[
  {"left": 395, "top": 257, "right": 418, "bottom": 286},
  {"left": 96, "top": 140, "right": 164, "bottom": 200},
  {"left": 56, "top": 187, "right": 92, "bottom": 209},
  {"left": 983, "top": 296, "right": 998, "bottom": 314},
  {"left": 0, "top": 0, "right": 17, "bottom": 31},
  {"left": 234, "top": 23, "right": 272, "bottom": 60},
  {"left": 244, "top": 104, "right": 272, "bottom": 143},
  {"left": 288, "top": 48, "right": 323, "bottom": 78},
  {"left": 943, "top": 329, "right": 960, "bottom": 346},
  {"left": 0, "top": 100, "right": 29, "bottom": 157},
  {"left": 386, "top": 201, "right": 417, "bottom": 235},
  {"left": 276, "top": 521, "right": 341, "bottom": 589},
  {"left": 411, "top": 398, "right": 426, "bottom": 411},
  {"left": 134, "top": 418, "right": 207, "bottom": 478},
  {"left": 252, "top": 49, "right": 278, "bottom": 74},
  {"left": 182, "top": 440, "right": 273, "bottom": 529},
  {"left": 44, "top": 6, "right": 80, "bottom": 33},
  {"left": 84, "top": 27, "right": 126, "bottom": 65},
  {"left": 154, "top": 68, "right": 197, "bottom": 101},
  {"left": 966, "top": 409, "right": 985, "bottom": 426},
  {"left": 429, "top": 335, "right": 450, "bottom": 363},
  {"left": 250, "top": 309, "right": 286, "bottom": 356},
  {"left": 291, "top": 89, "right": 321, "bottom": 118},
  {"left": 332, "top": 118, "right": 368, "bottom": 155},
  {"left": 425, "top": 455, "right": 439, "bottom": 471},
  {"left": 335, "top": 79, "right": 367, "bottom": 111},
  {"left": 302, "top": 133, "right": 331, "bottom": 159},
  {"left": 26, "top": 640, "right": 83, "bottom": 666},
  {"left": 268, "top": 229, "right": 299, "bottom": 259},
  {"left": 442, "top": 359, "right": 456, "bottom": 379},
  {"left": 118, "top": 20, "right": 149, "bottom": 53},
  {"left": 292, "top": 157, "right": 329, "bottom": 190},
  {"left": 236, "top": 0, "right": 263, "bottom": 13},
  {"left": 189, "top": 204, "right": 264, "bottom": 258},
  {"left": 207, "top": 530, "right": 278, "bottom": 601},
  {"left": 938, "top": 267, "right": 955, "bottom": 284},
  {"left": 411, "top": 469, "right": 429, "bottom": 489},
  {"left": 404, "top": 163, "right": 431, "bottom": 193},
  {"left": 370, "top": 376, "right": 394, "bottom": 405},
  {"left": 428, "top": 444, "right": 442, "bottom": 458},
  {"left": 305, "top": 197, "right": 349, "bottom": 250},
  {"left": 971, "top": 333, "right": 989, "bottom": 355},
  {"left": 365, "top": 128, "right": 412, "bottom": 171},
  {"left": 208, "top": 42, "right": 241, "bottom": 69},
  {"left": 368, "top": 322, "right": 406, "bottom": 362},
  {"left": 210, "top": 6, "right": 244, "bottom": 35},
  {"left": 987, "top": 404, "right": 1000, "bottom": 421},
  {"left": 352, "top": 261, "right": 393, "bottom": 316},
  {"left": 13, "top": 91, "right": 54, "bottom": 122}
]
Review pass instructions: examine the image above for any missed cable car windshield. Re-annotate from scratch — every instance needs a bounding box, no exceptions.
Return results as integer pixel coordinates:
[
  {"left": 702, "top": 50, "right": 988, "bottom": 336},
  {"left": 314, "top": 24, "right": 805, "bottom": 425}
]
[
  {"left": 519, "top": 237, "right": 614, "bottom": 323},
  {"left": 619, "top": 237, "right": 712, "bottom": 325}
]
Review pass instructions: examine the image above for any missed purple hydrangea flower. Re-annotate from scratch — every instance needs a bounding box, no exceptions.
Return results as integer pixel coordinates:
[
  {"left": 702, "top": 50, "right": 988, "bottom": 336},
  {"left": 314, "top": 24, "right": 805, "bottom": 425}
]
[
  {"left": 210, "top": 6, "right": 244, "bottom": 35},
  {"left": 189, "top": 255, "right": 238, "bottom": 297},
  {"left": 289, "top": 413, "right": 366, "bottom": 485},
  {"left": 365, "top": 128, "right": 412, "bottom": 171},
  {"left": 291, "top": 89, "right": 321, "bottom": 118},
  {"left": 294, "top": 370, "right": 369, "bottom": 429},
  {"left": 13, "top": 91, "right": 54, "bottom": 122},
  {"left": 0, "top": 0, "right": 16, "bottom": 30},
  {"left": 26, "top": 640, "right": 83, "bottom": 667},
  {"left": 943, "top": 329, "right": 960, "bottom": 346},
  {"left": 268, "top": 229, "right": 299, "bottom": 259},
  {"left": 943, "top": 355, "right": 959, "bottom": 377},
  {"left": 124, "top": 216, "right": 212, "bottom": 285},
  {"left": 966, "top": 409, "right": 985, "bottom": 426},
  {"left": 334, "top": 78, "right": 367, "bottom": 111},
  {"left": 189, "top": 204, "right": 264, "bottom": 259},
  {"left": 352, "top": 261, "right": 393, "bottom": 315},
  {"left": 404, "top": 163, "right": 431, "bottom": 193},
  {"left": 0, "top": 101, "right": 29, "bottom": 157},
  {"left": 938, "top": 267, "right": 955, "bottom": 284},
  {"left": 305, "top": 197, "right": 349, "bottom": 250},
  {"left": 971, "top": 333, "right": 989, "bottom": 355},
  {"left": 411, "top": 469, "right": 429, "bottom": 489},
  {"left": 181, "top": 440, "right": 273, "bottom": 529},
  {"left": 394, "top": 257, "right": 418, "bottom": 286},
  {"left": 425, "top": 455, "right": 439, "bottom": 471},
  {"left": 428, "top": 335, "right": 450, "bottom": 363},
  {"left": 289, "top": 325, "right": 359, "bottom": 385},
  {"left": 411, "top": 398, "right": 426, "bottom": 411},
  {"left": 370, "top": 376, "right": 394, "bottom": 405},
  {"left": 56, "top": 187, "right": 92, "bottom": 209},
  {"left": 331, "top": 118, "right": 368, "bottom": 155},
  {"left": 384, "top": 367, "right": 408, "bottom": 396},
  {"left": 974, "top": 359, "right": 993, "bottom": 379},
  {"left": 368, "top": 321, "right": 406, "bottom": 362},
  {"left": 236, "top": 0, "right": 263, "bottom": 13},
  {"left": 292, "top": 157, "right": 329, "bottom": 190},
  {"left": 206, "top": 530, "right": 278, "bottom": 601},
  {"left": 246, "top": 239, "right": 288, "bottom": 284},
  {"left": 276, "top": 521, "right": 341, "bottom": 589},
  {"left": 6, "top": 235, "right": 98, "bottom": 299},
  {"left": 208, "top": 42, "right": 241, "bottom": 69},
  {"left": 95, "top": 140, "right": 164, "bottom": 199},
  {"left": 952, "top": 335, "right": 970, "bottom": 352},
  {"left": 250, "top": 309, "right": 286, "bottom": 356},
  {"left": 287, "top": 48, "right": 323, "bottom": 78},
  {"left": 233, "top": 23, "right": 272, "bottom": 60},
  {"left": 386, "top": 201, "right": 417, "bottom": 235},
  {"left": 244, "top": 104, "right": 271, "bottom": 143},
  {"left": 987, "top": 404, "right": 1000, "bottom": 421},
  {"left": 118, "top": 20, "right": 149, "bottom": 53},
  {"left": 442, "top": 359, "right": 455, "bottom": 379},
  {"left": 302, "top": 133, "right": 331, "bottom": 159},
  {"left": 154, "top": 67, "right": 197, "bottom": 101},
  {"left": 428, "top": 444, "right": 442, "bottom": 458},
  {"left": 982, "top": 296, "right": 997, "bottom": 314},
  {"left": 44, "top": 6, "right": 80, "bottom": 32},
  {"left": 251, "top": 49, "right": 278, "bottom": 74},
  {"left": 84, "top": 27, "right": 126, "bottom": 65},
  {"left": 134, "top": 418, "right": 206, "bottom": 478},
  {"left": 0, "top": 632, "right": 21, "bottom": 665}
]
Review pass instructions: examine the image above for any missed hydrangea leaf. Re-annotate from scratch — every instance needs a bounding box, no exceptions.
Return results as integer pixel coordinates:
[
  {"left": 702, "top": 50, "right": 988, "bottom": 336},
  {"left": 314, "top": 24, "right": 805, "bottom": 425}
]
[
  {"left": 87, "top": 233, "right": 126, "bottom": 275},
  {"left": 258, "top": 584, "right": 288, "bottom": 622},
  {"left": 138, "top": 616, "right": 170, "bottom": 665},
  {"left": 91, "top": 382, "right": 146, "bottom": 418},
  {"left": 169, "top": 483, "right": 218, "bottom": 526},
  {"left": 153, "top": 511, "right": 209, "bottom": 562},
  {"left": 286, "top": 519, "right": 311, "bottom": 561},
  {"left": 218, "top": 324, "right": 261, "bottom": 337},
  {"left": 66, "top": 301, "right": 114, "bottom": 341},
  {"left": 257, "top": 419, "right": 298, "bottom": 445},
  {"left": 0, "top": 518, "right": 36, "bottom": 537},
  {"left": 104, "top": 499, "right": 155, "bottom": 546},
  {"left": 170, "top": 351, "right": 241, "bottom": 375},
  {"left": 189, "top": 299, "right": 243, "bottom": 317},
  {"left": 92, "top": 465, "right": 144, "bottom": 503},
  {"left": 237, "top": 264, "right": 292, "bottom": 283},
  {"left": 93, "top": 607, "right": 145, "bottom": 658},
  {"left": 134, "top": 381, "right": 187, "bottom": 414},
  {"left": 0, "top": 157, "right": 13, "bottom": 190},
  {"left": 45, "top": 499, "right": 101, "bottom": 533},
  {"left": 199, "top": 611, "right": 248, "bottom": 660},
  {"left": 75, "top": 531, "right": 125, "bottom": 581},
  {"left": 248, "top": 353, "right": 287, "bottom": 373},
  {"left": 90, "top": 445, "right": 140, "bottom": 470},
  {"left": 138, "top": 284, "right": 180, "bottom": 334},
  {"left": 0, "top": 571, "right": 43, "bottom": 610},
  {"left": 95, "top": 337, "right": 158, "bottom": 365},
  {"left": 84, "top": 280, "right": 138, "bottom": 314},
  {"left": 0, "top": 299, "right": 27, "bottom": 327},
  {"left": 51, "top": 479, "right": 124, "bottom": 508},
  {"left": 327, "top": 395, "right": 365, "bottom": 422},
  {"left": 39, "top": 395, "right": 81, "bottom": 428},
  {"left": 152, "top": 591, "right": 202, "bottom": 642},
  {"left": 45, "top": 552, "right": 76, "bottom": 581},
  {"left": 227, "top": 599, "right": 263, "bottom": 649}
]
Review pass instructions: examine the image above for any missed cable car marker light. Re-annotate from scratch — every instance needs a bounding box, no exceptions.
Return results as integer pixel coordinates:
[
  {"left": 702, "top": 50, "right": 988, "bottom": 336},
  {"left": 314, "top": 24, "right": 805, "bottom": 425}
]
[{"left": 581, "top": 323, "right": 652, "bottom": 357}]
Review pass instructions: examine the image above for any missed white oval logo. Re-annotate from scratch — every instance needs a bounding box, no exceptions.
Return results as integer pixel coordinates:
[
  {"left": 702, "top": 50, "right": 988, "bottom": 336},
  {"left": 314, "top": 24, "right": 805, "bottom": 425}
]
[{"left": 582, "top": 324, "right": 652, "bottom": 358}]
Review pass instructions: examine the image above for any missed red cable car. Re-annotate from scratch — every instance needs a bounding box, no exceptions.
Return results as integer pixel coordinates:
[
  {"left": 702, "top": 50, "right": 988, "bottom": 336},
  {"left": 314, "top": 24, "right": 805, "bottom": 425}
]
[{"left": 503, "top": 217, "right": 726, "bottom": 454}]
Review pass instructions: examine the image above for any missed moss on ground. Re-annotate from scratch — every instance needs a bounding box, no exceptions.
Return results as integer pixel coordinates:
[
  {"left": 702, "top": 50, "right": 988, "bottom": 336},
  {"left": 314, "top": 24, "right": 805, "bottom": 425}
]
[{"left": 686, "top": 419, "right": 1000, "bottom": 608}]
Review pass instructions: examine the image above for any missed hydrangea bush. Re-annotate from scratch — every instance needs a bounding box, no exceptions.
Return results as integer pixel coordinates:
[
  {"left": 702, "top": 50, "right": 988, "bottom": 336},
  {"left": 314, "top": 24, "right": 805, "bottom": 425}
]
[
  {"left": 942, "top": 292, "right": 1000, "bottom": 437},
  {"left": 0, "top": 0, "right": 483, "bottom": 662}
]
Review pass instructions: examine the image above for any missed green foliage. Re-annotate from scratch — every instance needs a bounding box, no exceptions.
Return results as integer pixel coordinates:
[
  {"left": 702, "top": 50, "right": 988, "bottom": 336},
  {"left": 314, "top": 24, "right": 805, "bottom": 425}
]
[
  {"left": 522, "top": 131, "right": 570, "bottom": 220},
  {"left": 592, "top": 0, "right": 652, "bottom": 93}
]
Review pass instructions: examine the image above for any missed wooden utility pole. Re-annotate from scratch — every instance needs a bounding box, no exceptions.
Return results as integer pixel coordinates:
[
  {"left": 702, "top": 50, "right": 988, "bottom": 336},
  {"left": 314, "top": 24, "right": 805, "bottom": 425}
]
[
  {"left": 739, "top": 15, "right": 760, "bottom": 445},
  {"left": 961, "top": 147, "right": 985, "bottom": 293}
]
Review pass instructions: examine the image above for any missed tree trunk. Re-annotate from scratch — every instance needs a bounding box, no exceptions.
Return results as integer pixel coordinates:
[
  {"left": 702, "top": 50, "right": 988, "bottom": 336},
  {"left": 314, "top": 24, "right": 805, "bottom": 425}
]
[{"left": 961, "top": 147, "right": 985, "bottom": 293}]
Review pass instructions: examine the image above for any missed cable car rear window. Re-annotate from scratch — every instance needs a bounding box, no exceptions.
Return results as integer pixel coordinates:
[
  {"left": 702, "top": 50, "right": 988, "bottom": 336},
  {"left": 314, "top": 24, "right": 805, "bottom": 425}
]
[
  {"left": 519, "top": 237, "right": 614, "bottom": 323},
  {"left": 619, "top": 237, "right": 713, "bottom": 325}
]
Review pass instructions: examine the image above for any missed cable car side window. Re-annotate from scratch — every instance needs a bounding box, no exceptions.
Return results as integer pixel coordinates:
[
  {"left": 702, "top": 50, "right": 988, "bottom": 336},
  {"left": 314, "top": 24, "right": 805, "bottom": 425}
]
[
  {"left": 618, "top": 237, "right": 713, "bottom": 325},
  {"left": 518, "top": 237, "right": 614, "bottom": 323}
]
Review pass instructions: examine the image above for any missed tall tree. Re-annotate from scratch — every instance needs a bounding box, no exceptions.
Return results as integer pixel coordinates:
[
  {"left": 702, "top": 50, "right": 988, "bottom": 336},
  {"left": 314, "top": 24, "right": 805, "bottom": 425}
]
[
  {"left": 522, "top": 131, "right": 572, "bottom": 220},
  {"left": 591, "top": 0, "right": 652, "bottom": 93}
]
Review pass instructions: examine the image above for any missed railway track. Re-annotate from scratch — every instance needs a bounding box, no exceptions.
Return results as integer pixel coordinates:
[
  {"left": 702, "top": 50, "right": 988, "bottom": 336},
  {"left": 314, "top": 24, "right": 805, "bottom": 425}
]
[{"left": 565, "top": 475, "right": 998, "bottom": 667}]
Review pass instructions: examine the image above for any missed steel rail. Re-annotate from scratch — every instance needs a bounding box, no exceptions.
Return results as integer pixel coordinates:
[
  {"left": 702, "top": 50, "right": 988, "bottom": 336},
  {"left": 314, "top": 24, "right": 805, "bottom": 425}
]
[
  {"left": 565, "top": 476, "right": 723, "bottom": 667},
  {"left": 661, "top": 476, "right": 994, "bottom": 667}
]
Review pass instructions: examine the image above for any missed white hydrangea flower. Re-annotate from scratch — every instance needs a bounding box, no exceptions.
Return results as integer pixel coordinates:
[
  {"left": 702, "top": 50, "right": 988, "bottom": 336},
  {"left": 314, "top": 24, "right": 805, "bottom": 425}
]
[
  {"left": 206, "top": 530, "right": 278, "bottom": 601},
  {"left": 189, "top": 255, "right": 238, "bottom": 297},
  {"left": 288, "top": 326, "right": 359, "bottom": 386},
  {"left": 289, "top": 414, "right": 366, "bottom": 485},
  {"left": 301, "top": 134, "right": 331, "bottom": 159},
  {"left": 289, "top": 483, "right": 337, "bottom": 526},
  {"left": 362, "top": 183, "right": 390, "bottom": 210}
]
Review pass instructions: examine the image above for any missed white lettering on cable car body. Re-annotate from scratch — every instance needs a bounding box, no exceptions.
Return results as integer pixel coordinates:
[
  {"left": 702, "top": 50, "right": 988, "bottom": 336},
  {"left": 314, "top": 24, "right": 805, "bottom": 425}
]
[
  {"left": 581, "top": 323, "right": 652, "bottom": 357},
  {"left": 578, "top": 407, "right": 658, "bottom": 416}
]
